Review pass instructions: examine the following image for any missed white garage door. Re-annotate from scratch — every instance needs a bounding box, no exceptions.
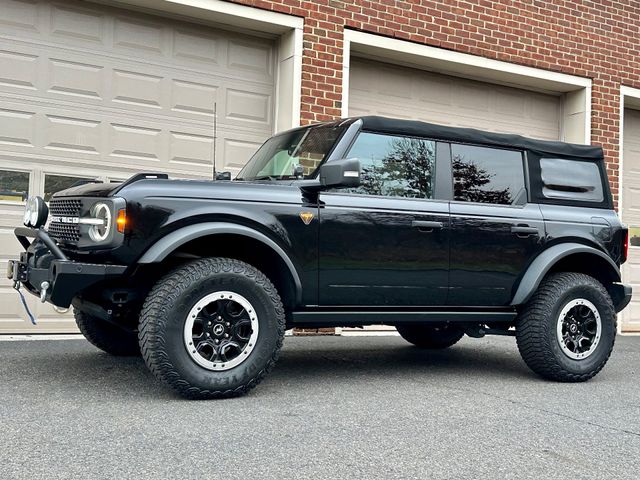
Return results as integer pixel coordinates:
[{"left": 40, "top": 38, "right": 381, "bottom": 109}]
[
  {"left": 622, "top": 108, "right": 640, "bottom": 332},
  {"left": 349, "top": 58, "right": 561, "bottom": 140},
  {"left": 0, "top": 0, "right": 276, "bottom": 333}
]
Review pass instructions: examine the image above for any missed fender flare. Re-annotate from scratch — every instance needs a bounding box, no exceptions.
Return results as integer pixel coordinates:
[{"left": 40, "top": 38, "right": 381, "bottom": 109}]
[
  {"left": 137, "top": 222, "right": 302, "bottom": 302},
  {"left": 510, "top": 242, "right": 621, "bottom": 306}
]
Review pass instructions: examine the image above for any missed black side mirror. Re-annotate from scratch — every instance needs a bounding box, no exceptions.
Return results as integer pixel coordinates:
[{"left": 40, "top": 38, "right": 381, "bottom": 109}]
[
  {"left": 216, "top": 171, "right": 231, "bottom": 181},
  {"left": 319, "top": 158, "right": 361, "bottom": 189}
]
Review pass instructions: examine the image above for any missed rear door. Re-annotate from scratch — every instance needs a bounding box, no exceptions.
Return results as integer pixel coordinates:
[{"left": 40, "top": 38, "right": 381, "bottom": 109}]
[
  {"left": 319, "top": 132, "right": 450, "bottom": 306},
  {"left": 446, "top": 143, "right": 545, "bottom": 306}
]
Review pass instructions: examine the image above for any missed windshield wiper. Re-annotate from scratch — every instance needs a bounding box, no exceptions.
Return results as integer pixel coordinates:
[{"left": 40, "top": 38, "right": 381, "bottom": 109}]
[{"left": 252, "top": 175, "right": 277, "bottom": 181}]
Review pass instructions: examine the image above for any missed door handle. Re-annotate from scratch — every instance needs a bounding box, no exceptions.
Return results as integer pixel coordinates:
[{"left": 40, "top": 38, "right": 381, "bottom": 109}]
[
  {"left": 412, "top": 220, "right": 444, "bottom": 232},
  {"left": 511, "top": 225, "right": 539, "bottom": 237}
]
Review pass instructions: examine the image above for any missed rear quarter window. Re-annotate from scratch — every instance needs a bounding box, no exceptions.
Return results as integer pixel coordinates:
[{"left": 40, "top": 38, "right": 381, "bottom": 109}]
[{"left": 540, "top": 158, "right": 604, "bottom": 202}]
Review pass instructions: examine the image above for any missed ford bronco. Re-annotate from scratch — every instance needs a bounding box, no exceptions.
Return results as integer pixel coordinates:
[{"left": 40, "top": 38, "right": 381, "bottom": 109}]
[{"left": 8, "top": 116, "right": 632, "bottom": 398}]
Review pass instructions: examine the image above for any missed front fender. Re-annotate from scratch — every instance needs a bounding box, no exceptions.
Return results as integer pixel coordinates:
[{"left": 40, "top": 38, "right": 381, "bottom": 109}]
[
  {"left": 510, "top": 242, "right": 621, "bottom": 306},
  {"left": 137, "top": 222, "right": 302, "bottom": 302}
]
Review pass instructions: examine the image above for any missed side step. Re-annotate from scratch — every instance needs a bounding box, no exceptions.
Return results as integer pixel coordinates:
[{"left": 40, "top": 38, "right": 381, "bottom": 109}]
[{"left": 290, "top": 309, "right": 516, "bottom": 327}]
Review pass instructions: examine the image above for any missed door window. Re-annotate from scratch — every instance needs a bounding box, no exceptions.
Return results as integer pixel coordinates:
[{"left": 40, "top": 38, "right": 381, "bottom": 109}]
[
  {"left": 451, "top": 144, "right": 525, "bottom": 205},
  {"left": 343, "top": 132, "right": 435, "bottom": 199}
]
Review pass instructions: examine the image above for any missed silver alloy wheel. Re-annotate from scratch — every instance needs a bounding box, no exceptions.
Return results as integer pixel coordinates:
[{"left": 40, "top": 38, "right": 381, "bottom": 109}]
[
  {"left": 183, "top": 291, "right": 259, "bottom": 371},
  {"left": 556, "top": 298, "right": 602, "bottom": 360}
]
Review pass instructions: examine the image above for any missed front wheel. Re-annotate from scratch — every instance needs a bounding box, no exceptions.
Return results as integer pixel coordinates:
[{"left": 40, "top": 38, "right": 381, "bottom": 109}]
[
  {"left": 138, "top": 258, "right": 285, "bottom": 399},
  {"left": 516, "top": 272, "right": 616, "bottom": 382},
  {"left": 396, "top": 324, "right": 464, "bottom": 349}
]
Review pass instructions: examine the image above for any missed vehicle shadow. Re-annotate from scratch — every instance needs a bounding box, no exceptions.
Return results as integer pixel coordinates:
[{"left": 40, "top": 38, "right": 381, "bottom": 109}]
[
  {"left": 1, "top": 336, "right": 534, "bottom": 401},
  {"left": 270, "top": 337, "right": 532, "bottom": 383}
]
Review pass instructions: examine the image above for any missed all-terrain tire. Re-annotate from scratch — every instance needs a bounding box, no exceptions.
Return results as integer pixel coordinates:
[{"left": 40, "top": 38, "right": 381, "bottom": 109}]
[
  {"left": 396, "top": 324, "right": 465, "bottom": 349},
  {"left": 138, "top": 257, "right": 286, "bottom": 399},
  {"left": 516, "top": 272, "right": 616, "bottom": 382},
  {"left": 74, "top": 309, "right": 140, "bottom": 356}
]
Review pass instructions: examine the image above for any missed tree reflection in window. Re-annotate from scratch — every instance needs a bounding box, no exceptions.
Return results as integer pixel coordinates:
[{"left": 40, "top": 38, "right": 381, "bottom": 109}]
[
  {"left": 451, "top": 144, "right": 524, "bottom": 205},
  {"left": 345, "top": 133, "right": 435, "bottom": 199}
]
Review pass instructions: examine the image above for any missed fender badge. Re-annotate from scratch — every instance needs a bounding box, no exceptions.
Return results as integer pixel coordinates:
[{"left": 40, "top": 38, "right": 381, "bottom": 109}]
[{"left": 299, "top": 211, "right": 314, "bottom": 225}]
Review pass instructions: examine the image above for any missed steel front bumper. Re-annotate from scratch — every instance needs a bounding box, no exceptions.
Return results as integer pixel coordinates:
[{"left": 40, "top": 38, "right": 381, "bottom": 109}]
[{"left": 7, "top": 227, "right": 126, "bottom": 308}]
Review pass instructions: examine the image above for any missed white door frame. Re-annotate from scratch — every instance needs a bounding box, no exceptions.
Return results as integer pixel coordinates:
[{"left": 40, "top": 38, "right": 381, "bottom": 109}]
[{"left": 342, "top": 29, "right": 592, "bottom": 145}]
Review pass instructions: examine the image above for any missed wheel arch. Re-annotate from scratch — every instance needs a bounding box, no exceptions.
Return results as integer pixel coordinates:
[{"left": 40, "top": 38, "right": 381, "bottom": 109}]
[
  {"left": 511, "top": 243, "right": 621, "bottom": 307},
  {"left": 136, "top": 222, "right": 303, "bottom": 307}
]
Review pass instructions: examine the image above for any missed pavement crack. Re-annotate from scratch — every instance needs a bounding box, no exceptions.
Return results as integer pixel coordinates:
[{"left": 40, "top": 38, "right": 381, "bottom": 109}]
[{"left": 440, "top": 385, "right": 640, "bottom": 439}]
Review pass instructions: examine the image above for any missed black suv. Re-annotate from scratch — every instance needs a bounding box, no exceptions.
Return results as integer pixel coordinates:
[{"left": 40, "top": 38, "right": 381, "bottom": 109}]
[{"left": 8, "top": 116, "right": 632, "bottom": 398}]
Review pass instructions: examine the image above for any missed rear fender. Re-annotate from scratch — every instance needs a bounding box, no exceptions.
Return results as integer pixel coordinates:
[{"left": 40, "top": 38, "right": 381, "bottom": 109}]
[{"left": 511, "top": 243, "right": 621, "bottom": 306}]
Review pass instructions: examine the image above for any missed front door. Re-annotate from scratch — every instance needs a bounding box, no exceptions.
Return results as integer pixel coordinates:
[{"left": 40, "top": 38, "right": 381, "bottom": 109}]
[
  {"left": 318, "top": 132, "right": 450, "bottom": 306},
  {"left": 446, "top": 143, "right": 544, "bottom": 305}
]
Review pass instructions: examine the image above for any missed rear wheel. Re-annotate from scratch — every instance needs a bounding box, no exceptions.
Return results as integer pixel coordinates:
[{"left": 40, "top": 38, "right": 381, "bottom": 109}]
[
  {"left": 516, "top": 272, "right": 616, "bottom": 382},
  {"left": 396, "top": 324, "right": 464, "bottom": 349},
  {"left": 74, "top": 309, "right": 140, "bottom": 356},
  {"left": 138, "top": 258, "right": 285, "bottom": 399}
]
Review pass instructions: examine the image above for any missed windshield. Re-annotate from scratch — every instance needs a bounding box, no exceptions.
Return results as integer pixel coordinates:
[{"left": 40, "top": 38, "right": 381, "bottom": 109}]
[{"left": 237, "top": 123, "right": 347, "bottom": 181}]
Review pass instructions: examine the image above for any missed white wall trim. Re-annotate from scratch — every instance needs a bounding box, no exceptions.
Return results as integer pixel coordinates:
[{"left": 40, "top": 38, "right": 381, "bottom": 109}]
[
  {"left": 342, "top": 29, "right": 591, "bottom": 144},
  {"left": 99, "top": 0, "right": 303, "bottom": 32},
  {"left": 91, "top": 0, "right": 303, "bottom": 131}
]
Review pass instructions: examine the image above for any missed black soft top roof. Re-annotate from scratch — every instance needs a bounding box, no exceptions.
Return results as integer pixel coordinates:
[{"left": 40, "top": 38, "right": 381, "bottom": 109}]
[{"left": 356, "top": 116, "right": 603, "bottom": 160}]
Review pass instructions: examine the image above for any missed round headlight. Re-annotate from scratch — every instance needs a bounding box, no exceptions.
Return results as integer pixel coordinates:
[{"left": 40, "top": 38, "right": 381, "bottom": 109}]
[
  {"left": 23, "top": 196, "right": 48, "bottom": 228},
  {"left": 88, "top": 202, "right": 112, "bottom": 242},
  {"left": 23, "top": 201, "right": 32, "bottom": 226}
]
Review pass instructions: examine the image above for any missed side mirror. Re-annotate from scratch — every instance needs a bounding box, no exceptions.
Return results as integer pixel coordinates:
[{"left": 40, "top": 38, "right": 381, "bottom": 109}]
[
  {"left": 319, "top": 158, "right": 361, "bottom": 189},
  {"left": 216, "top": 171, "right": 232, "bottom": 181}
]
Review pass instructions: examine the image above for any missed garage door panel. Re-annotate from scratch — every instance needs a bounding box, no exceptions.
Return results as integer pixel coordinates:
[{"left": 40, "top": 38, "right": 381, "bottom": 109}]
[
  {"left": 51, "top": 2, "right": 107, "bottom": 45},
  {"left": 49, "top": 57, "right": 104, "bottom": 100},
  {"left": 170, "top": 79, "right": 217, "bottom": 116},
  {"left": 350, "top": 58, "right": 561, "bottom": 141},
  {"left": 0, "top": 107, "right": 36, "bottom": 146},
  {"left": 113, "top": 16, "right": 164, "bottom": 55},
  {"left": 0, "top": 49, "right": 38, "bottom": 90},
  {"left": 1, "top": 0, "right": 39, "bottom": 33}
]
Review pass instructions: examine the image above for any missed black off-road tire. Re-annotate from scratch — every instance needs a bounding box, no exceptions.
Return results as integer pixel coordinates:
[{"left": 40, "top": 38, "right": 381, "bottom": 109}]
[
  {"left": 74, "top": 309, "right": 140, "bottom": 356},
  {"left": 516, "top": 272, "right": 616, "bottom": 382},
  {"left": 396, "top": 324, "right": 465, "bottom": 349},
  {"left": 138, "top": 258, "right": 286, "bottom": 399}
]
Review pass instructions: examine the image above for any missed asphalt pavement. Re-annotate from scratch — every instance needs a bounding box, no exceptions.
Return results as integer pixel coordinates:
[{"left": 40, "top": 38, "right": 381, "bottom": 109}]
[{"left": 1, "top": 334, "right": 639, "bottom": 479}]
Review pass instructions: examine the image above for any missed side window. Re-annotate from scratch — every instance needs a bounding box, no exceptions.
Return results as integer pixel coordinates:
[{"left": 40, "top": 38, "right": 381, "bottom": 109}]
[
  {"left": 540, "top": 158, "right": 603, "bottom": 202},
  {"left": 344, "top": 132, "right": 435, "bottom": 199},
  {"left": 0, "top": 169, "right": 30, "bottom": 203},
  {"left": 451, "top": 144, "right": 525, "bottom": 205}
]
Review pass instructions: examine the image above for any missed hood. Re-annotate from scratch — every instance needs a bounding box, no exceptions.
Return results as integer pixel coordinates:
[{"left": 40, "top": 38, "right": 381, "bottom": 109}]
[
  {"left": 117, "top": 178, "right": 302, "bottom": 204},
  {"left": 52, "top": 181, "right": 121, "bottom": 198}
]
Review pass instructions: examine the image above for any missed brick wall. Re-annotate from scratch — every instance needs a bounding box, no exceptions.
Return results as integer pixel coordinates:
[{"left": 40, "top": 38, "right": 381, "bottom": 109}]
[{"left": 230, "top": 0, "right": 640, "bottom": 206}]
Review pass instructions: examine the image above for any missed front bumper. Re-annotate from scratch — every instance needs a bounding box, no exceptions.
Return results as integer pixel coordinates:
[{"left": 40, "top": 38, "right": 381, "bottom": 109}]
[{"left": 7, "top": 227, "right": 126, "bottom": 308}]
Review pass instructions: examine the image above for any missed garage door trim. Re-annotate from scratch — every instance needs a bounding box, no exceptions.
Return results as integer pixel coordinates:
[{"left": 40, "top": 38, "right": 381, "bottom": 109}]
[{"left": 342, "top": 29, "right": 591, "bottom": 146}]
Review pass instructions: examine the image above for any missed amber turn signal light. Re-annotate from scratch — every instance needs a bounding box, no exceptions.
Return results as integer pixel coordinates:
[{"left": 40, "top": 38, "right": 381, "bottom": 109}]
[{"left": 116, "top": 209, "right": 127, "bottom": 233}]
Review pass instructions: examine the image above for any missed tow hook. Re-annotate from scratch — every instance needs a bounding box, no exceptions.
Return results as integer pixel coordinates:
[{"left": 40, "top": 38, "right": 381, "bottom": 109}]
[
  {"left": 40, "top": 281, "right": 50, "bottom": 303},
  {"left": 13, "top": 281, "right": 37, "bottom": 325}
]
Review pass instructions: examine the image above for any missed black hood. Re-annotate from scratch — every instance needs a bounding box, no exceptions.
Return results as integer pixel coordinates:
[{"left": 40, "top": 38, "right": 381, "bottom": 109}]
[{"left": 52, "top": 181, "right": 121, "bottom": 198}]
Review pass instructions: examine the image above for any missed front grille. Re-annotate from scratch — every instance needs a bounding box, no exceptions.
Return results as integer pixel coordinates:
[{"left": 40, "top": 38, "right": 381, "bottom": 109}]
[
  {"left": 49, "top": 199, "right": 82, "bottom": 216},
  {"left": 48, "top": 222, "right": 80, "bottom": 243},
  {"left": 48, "top": 198, "right": 83, "bottom": 244}
]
